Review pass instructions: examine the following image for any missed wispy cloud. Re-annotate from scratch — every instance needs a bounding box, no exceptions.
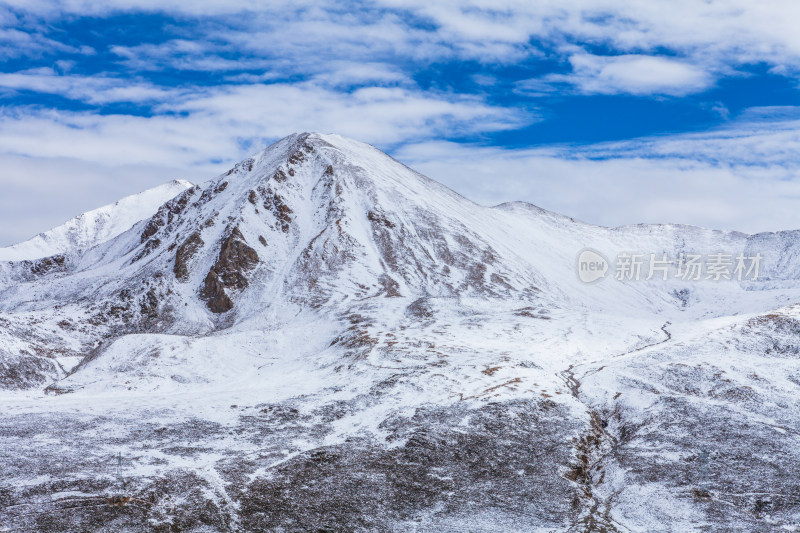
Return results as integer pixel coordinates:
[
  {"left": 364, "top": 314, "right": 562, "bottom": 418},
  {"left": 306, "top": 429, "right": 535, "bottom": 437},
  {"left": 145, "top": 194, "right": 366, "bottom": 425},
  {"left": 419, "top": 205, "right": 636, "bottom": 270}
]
[
  {"left": 396, "top": 113, "right": 800, "bottom": 234},
  {"left": 6, "top": 1, "right": 800, "bottom": 100},
  {"left": 0, "top": 152, "right": 202, "bottom": 246},
  {"left": 9, "top": 1, "right": 800, "bottom": 75},
  {"left": 0, "top": 26, "right": 89, "bottom": 59},
  {"left": 0, "top": 68, "right": 181, "bottom": 104},
  {"left": 521, "top": 54, "right": 713, "bottom": 96},
  {"left": 0, "top": 82, "right": 527, "bottom": 167},
  {"left": 4, "top": 0, "right": 800, "bottom": 244},
  {"left": 5, "top": 101, "right": 800, "bottom": 246}
]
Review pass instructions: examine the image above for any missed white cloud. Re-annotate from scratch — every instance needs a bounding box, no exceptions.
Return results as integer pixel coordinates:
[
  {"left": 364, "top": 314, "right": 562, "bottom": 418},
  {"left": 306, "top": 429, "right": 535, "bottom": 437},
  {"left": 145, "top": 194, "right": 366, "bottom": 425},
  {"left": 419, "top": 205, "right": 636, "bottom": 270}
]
[
  {"left": 154, "top": 82, "right": 529, "bottom": 148},
  {"left": 0, "top": 0, "right": 296, "bottom": 17},
  {"left": 564, "top": 54, "right": 712, "bottom": 96},
  {"left": 0, "top": 81, "right": 524, "bottom": 167},
  {"left": 394, "top": 115, "right": 800, "bottom": 234},
  {"left": 307, "top": 62, "right": 408, "bottom": 88},
  {"left": 0, "top": 69, "right": 182, "bottom": 104},
  {"left": 0, "top": 154, "right": 206, "bottom": 246},
  {"left": 5, "top": 0, "right": 800, "bottom": 244},
  {"left": 7, "top": 0, "right": 800, "bottom": 75},
  {"left": 0, "top": 26, "right": 83, "bottom": 58},
  {"left": 7, "top": 1, "right": 800, "bottom": 97},
  {"left": 517, "top": 54, "right": 712, "bottom": 96},
  {"left": 0, "top": 80, "right": 530, "bottom": 245},
  {"left": 4, "top": 104, "right": 800, "bottom": 246},
  {"left": 109, "top": 40, "right": 278, "bottom": 73}
]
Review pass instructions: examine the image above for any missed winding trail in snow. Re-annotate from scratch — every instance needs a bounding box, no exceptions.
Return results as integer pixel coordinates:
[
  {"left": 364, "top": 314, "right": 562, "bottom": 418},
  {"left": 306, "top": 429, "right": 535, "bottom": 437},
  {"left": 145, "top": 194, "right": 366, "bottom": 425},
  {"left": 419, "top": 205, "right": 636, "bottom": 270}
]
[{"left": 556, "top": 321, "right": 674, "bottom": 533}]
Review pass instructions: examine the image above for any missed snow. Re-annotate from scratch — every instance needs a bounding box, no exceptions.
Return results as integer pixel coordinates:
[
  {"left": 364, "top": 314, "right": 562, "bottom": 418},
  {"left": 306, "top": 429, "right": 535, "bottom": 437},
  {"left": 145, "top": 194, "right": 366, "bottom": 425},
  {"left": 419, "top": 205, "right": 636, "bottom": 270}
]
[
  {"left": 1, "top": 132, "right": 799, "bottom": 531},
  {"left": 0, "top": 179, "right": 192, "bottom": 262}
]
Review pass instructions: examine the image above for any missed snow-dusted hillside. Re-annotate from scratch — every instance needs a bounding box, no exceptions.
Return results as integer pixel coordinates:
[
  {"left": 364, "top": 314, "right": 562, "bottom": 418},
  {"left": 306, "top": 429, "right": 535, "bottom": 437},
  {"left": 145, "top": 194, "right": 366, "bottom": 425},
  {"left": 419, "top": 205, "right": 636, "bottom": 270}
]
[
  {"left": 0, "top": 133, "right": 798, "bottom": 532},
  {"left": 0, "top": 179, "right": 193, "bottom": 262}
]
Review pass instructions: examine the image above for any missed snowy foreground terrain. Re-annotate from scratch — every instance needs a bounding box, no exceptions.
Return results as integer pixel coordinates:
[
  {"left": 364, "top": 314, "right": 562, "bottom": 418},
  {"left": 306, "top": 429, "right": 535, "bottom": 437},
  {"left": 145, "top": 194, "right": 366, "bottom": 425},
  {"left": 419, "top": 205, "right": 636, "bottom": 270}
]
[{"left": 1, "top": 133, "right": 799, "bottom": 532}]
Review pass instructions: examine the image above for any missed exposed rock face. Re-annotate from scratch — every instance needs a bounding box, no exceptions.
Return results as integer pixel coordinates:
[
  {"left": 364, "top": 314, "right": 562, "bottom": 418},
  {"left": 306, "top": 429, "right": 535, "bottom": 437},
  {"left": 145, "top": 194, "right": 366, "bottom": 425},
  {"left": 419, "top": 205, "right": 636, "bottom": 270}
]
[
  {"left": 132, "top": 237, "right": 161, "bottom": 262},
  {"left": 272, "top": 168, "right": 288, "bottom": 183},
  {"left": 226, "top": 158, "right": 254, "bottom": 176},
  {"left": 379, "top": 273, "right": 401, "bottom": 297},
  {"left": 199, "top": 227, "right": 259, "bottom": 313},
  {"left": 29, "top": 254, "right": 66, "bottom": 276},
  {"left": 140, "top": 187, "right": 196, "bottom": 243},
  {"left": 0, "top": 353, "right": 57, "bottom": 390},
  {"left": 258, "top": 186, "right": 293, "bottom": 233},
  {"left": 367, "top": 209, "right": 395, "bottom": 229},
  {"left": 200, "top": 268, "right": 234, "bottom": 313},
  {"left": 173, "top": 232, "right": 204, "bottom": 281},
  {"left": 213, "top": 228, "right": 259, "bottom": 290},
  {"left": 139, "top": 288, "right": 159, "bottom": 319}
]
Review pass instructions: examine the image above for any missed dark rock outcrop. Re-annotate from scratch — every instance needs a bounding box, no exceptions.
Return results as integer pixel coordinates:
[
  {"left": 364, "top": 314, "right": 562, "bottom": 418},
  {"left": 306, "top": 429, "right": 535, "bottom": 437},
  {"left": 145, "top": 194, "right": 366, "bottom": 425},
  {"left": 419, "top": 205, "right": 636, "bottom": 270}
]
[
  {"left": 200, "top": 269, "right": 234, "bottom": 313},
  {"left": 29, "top": 255, "right": 67, "bottom": 276},
  {"left": 139, "top": 288, "right": 159, "bottom": 318},
  {"left": 140, "top": 187, "right": 196, "bottom": 243},
  {"left": 132, "top": 237, "right": 161, "bottom": 262},
  {"left": 174, "top": 232, "right": 204, "bottom": 281},
  {"left": 199, "top": 228, "right": 259, "bottom": 313},
  {"left": 259, "top": 187, "right": 293, "bottom": 233},
  {"left": 214, "top": 228, "right": 259, "bottom": 290}
]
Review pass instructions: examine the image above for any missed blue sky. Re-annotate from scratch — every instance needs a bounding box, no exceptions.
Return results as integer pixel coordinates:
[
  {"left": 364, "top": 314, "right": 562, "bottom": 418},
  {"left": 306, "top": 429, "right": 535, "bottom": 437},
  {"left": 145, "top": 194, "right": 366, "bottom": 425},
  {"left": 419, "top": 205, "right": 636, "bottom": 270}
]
[{"left": 3, "top": 1, "right": 800, "bottom": 244}]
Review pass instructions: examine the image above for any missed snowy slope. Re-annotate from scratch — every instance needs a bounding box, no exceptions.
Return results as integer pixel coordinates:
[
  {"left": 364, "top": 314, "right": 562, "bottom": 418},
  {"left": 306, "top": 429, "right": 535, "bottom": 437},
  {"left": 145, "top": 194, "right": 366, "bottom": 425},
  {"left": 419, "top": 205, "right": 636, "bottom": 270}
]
[
  {"left": 1, "top": 133, "right": 799, "bottom": 532},
  {"left": 0, "top": 179, "right": 193, "bottom": 262}
]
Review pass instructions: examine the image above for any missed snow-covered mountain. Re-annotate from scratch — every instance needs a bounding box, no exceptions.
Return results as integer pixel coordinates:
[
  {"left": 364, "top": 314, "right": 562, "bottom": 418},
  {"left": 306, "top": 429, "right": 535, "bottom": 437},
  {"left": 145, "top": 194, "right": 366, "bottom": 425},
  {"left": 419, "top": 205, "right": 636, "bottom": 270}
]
[
  {"left": 0, "top": 179, "right": 193, "bottom": 262},
  {"left": 1, "top": 133, "right": 798, "bottom": 532}
]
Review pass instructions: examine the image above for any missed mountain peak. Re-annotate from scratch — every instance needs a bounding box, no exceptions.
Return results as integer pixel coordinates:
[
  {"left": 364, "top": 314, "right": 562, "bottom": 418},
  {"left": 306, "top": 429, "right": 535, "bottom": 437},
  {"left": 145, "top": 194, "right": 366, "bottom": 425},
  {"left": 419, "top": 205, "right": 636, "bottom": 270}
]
[{"left": 0, "top": 179, "right": 193, "bottom": 262}]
